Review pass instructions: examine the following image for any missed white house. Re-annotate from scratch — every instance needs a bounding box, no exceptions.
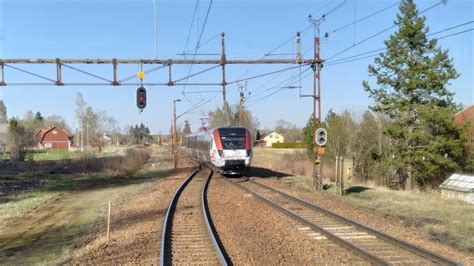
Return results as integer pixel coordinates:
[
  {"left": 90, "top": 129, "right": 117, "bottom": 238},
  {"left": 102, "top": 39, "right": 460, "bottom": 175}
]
[{"left": 263, "top": 132, "right": 285, "bottom": 147}]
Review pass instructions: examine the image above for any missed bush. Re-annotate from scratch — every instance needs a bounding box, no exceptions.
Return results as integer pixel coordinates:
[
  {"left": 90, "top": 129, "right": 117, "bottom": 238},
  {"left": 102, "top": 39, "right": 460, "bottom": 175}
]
[
  {"left": 274, "top": 151, "right": 312, "bottom": 177},
  {"left": 271, "top": 142, "right": 306, "bottom": 148}
]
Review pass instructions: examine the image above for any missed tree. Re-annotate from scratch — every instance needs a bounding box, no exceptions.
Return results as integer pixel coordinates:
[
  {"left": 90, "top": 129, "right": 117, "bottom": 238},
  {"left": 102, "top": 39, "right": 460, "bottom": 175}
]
[
  {"left": 362, "top": 0, "right": 465, "bottom": 189},
  {"left": 275, "top": 119, "right": 303, "bottom": 142},
  {"left": 130, "top": 123, "right": 151, "bottom": 144},
  {"left": 8, "top": 118, "right": 36, "bottom": 161},
  {"left": 256, "top": 130, "right": 261, "bottom": 140},
  {"left": 0, "top": 100, "right": 7, "bottom": 123},
  {"left": 353, "top": 111, "right": 382, "bottom": 181},
  {"left": 324, "top": 109, "right": 357, "bottom": 160},
  {"left": 35, "top": 111, "right": 43, "bottom": 122},
  {"left": 44, "top": 115, "right": 71, "bottom": 133},
  {"left": 208, "top": 101, "right": 259, "bottom": 133}
]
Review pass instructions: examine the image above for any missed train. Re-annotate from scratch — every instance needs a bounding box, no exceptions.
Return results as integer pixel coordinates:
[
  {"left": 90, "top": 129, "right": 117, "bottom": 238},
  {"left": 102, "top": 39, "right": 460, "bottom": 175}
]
[{"left": 184, "top": 126, "right": 252, "bottom": 174}]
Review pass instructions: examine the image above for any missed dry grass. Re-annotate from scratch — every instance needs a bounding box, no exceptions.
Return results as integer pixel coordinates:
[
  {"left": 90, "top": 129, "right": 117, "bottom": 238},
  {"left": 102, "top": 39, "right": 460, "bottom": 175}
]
[
  {"left": 0, "top": 145, "right": 168, "bottom": 264},
  {"left": 252, "top": 148, "right": 474, "bottom": 253},
  {"left": 344, "top": 186, "right": 474, "bottom": 252}
]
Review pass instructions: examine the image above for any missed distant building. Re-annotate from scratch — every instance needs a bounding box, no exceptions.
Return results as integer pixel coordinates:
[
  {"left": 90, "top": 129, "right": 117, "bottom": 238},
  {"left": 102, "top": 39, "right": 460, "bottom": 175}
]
[
  {"left": 454, "top": 105, "right": 474, "bottom": 157},
  {"left": 36, "top": 126, "right": 71, "bottom": 150},
  {"left": 439, "top": 173, "right": 474, "bottom": 204},
  {"left": 263, "top": 132, "right": 284, "bottom": 147}
]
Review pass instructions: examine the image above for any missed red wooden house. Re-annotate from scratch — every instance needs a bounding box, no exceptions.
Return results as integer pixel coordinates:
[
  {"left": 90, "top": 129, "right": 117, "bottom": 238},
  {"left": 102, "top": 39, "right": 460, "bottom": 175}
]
[{"left": 36, "top": 127, "right": 71, "bottom": 150}]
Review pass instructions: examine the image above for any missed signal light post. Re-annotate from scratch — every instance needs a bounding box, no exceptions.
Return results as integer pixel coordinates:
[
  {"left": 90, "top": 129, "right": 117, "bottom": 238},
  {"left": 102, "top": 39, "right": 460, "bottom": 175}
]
[
  {"left": 137, "top": 86, "right": 147, "bottom": 110},
  {"left": 172, "top": 99, "right": 181, "bottom": 170}
]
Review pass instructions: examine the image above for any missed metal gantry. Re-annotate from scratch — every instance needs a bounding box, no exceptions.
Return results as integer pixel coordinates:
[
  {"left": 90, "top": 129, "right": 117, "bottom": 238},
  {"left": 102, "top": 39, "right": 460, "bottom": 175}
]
[
  {"left": 0, "top": 33, "right": 321, "bottom": 103},
  {"left": 1, "top": 32, "right": 326, "bottom": 189}
]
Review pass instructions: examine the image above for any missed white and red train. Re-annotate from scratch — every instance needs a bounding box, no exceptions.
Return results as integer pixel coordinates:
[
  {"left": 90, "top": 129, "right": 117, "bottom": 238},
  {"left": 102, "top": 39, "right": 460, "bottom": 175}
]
[{"left": 184, "top": 127, "right": 252, "bottom": 174}]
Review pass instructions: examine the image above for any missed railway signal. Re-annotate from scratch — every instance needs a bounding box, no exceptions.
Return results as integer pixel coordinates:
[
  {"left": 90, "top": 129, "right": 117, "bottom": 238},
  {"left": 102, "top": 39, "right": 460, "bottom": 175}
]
[
  {"left": 315, "top": 128, "right": 327, "bottom": 146},
  {"left": 136, "top": 86, "right": 147, "bottom": 109}
]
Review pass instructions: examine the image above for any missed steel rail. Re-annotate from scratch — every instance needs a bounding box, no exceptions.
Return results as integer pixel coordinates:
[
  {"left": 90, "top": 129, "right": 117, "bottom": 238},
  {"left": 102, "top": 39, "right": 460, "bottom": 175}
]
[
  {"left": 159, "top": 168, "right": 199, "bottom": 266},
  {"left": 225, "top": 178, "right": 388, "bottom": 265},
  {"left": 201, "top": 169, "right": 229, "bottom": 265},
  {"left": 249, "top": 179, "right": 461, "bottom": 266}
]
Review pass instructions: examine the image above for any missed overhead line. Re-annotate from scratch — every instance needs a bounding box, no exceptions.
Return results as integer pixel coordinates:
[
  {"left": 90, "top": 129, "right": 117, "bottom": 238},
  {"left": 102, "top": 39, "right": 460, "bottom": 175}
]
[
  {"left": 182, "top": 0, "right": 214, "bottom": 99},
  {"left": 326, "top": 1, "right": 400, "bottom": 36},
  {"left": 236, "top": 0, "right": 346, "bottom": 82},
  {"left": 228, "top": 64, "right": 309, "bottom": 85},
  {"left": 326, "top": 1, "right": 445, "bottom": 61},
  {"left": 325, "top": 20, "right": 474, "bottom": 64}
]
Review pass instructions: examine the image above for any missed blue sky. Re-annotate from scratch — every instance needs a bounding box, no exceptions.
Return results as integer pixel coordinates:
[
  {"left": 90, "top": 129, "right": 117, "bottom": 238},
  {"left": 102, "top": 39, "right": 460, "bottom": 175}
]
[{"left": 0, "top": 0, "right": 472, "bottom": 134}]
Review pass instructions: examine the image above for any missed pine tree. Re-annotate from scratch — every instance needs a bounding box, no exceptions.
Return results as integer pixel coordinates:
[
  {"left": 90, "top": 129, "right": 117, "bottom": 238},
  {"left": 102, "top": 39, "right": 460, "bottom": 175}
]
[
  {"left": 35, "top": 111, "right": 43, "bottom": 121},
  {"left": 363, "top": 0, "right": 465, "bottom": 188}
]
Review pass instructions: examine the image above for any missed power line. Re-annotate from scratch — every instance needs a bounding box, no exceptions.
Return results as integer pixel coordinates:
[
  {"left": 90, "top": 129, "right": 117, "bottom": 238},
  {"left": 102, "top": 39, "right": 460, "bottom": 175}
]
[
  {"left": 326, "top": 1, "right": 445, "bottom": 61},
  {"left": 325, "top": 20, "right": 474, "bottom": 65},
  {"left": 326, "top": 1, "right": 400, "bottom": 37},
  {"left": 437, "top": 28, "right": 473, "bottom": 40},
  {"left": 236, "top": 0, "right": 347, "bottom": 83},
  {"left": 325, "top": 27, "right": 473, "bottom": 67},
  {"left": 182, "top": 0, "right": 214, "bottom": 99},
  {"left": 247, "top": 68, "right": 313, "bottom": 107},
  {"left": 429, "top": 20, "right": 473, "bottom": 36},
  {"left": 228, "top": 64, "right": 309, "bottom": 85}
]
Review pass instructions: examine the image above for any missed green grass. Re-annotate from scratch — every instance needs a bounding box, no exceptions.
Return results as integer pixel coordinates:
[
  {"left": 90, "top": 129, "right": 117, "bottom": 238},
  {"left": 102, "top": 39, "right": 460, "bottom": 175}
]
[
  {"left": 32, "top": 150, "right": 80, "bottom": 161},
  {"left": 0, "top": 191, "right": 60, "bottom": 222}
]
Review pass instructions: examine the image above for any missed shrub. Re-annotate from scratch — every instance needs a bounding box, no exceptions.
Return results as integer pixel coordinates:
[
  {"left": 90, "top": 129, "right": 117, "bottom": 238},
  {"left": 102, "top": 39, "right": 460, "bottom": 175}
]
[{"left": 271, "top": 142, "right": 306, "bottom": 149}]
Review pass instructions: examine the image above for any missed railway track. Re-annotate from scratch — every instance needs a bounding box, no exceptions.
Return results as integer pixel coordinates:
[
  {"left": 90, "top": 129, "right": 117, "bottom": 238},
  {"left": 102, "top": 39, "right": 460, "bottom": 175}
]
[
  {"left": 226, "top": 177, "right": 460, "bottom": 266},
  {"left": 160, "top": 167, "right": 228, "bottom": 265}
]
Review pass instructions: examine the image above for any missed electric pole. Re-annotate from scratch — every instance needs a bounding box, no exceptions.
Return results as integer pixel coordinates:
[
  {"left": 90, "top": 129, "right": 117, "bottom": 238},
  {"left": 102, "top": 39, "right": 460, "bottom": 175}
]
[
  {"left": 310, "top": 15, "right": 323, "bottom": 191},
  {"left": 220, "top": 32, "right": 227, "bottom": 102}
]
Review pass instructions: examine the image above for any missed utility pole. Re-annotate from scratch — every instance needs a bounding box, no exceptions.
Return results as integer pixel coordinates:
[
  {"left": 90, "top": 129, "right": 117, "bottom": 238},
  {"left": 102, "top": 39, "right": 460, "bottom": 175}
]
[
  {"left": 309, "top": 15, "right": 323, "bottom": 191},
  {"left": 220, "top": 32, "right": 227, "bottom": 102},
  {"left": 173, "top": 99, "right": 181, "bottom": 170}
]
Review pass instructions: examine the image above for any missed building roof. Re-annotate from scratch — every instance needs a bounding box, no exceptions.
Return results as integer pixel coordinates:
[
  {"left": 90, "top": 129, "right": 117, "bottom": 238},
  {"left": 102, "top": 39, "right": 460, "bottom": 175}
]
[
  {"left": 263, "top": 132, "right": 283, "bottom": 139},
  {"left": 454, "top": 105, "right": 474, "bottom": 125},
  {"left": 439, "top": 173, "right": 474, "bottom": 192},
  {"left": 36, "top": 127, "right": 69, "bottom": 143}
]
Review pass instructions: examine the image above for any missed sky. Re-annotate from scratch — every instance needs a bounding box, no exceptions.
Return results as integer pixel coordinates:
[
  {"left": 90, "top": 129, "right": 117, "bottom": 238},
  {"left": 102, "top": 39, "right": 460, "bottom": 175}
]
[{"left": 0, "top": 0, "right": 473, "bottom": 134}]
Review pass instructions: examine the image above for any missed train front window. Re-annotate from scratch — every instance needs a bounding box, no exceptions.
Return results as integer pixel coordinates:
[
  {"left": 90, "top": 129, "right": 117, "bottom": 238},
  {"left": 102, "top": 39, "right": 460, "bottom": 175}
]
[
  {"left": 218, "top": 128, "right": 247, "bottom": 150},
  {"left": 220, "top": 136, "right": 245, "bottom": 149}
]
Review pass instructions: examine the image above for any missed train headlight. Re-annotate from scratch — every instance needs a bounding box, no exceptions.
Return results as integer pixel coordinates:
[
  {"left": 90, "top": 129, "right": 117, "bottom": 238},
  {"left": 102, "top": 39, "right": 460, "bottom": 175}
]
[
  {"left": 246, "top": 149, "right": 251, "bottom": 156},
  {"left": 218, "top": 150, "right": 224, "bottom": 157}
]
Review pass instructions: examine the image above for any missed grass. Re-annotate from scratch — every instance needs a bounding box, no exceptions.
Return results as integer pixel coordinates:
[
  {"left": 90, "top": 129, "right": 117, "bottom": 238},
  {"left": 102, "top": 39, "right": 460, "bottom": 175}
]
[
  {"left": 0, "top": 146, "right": 171, "bottom": 264},
  {"left": 0, "top": 191, "right": 60, "bottom": 222},
  {"left": 251, "top": 148, "right": 474, "bottom": 253},
  {"left": 1, "top": 146, "right": 126, "bottom": 162},
  {"left": 343, "top": 186, "right": 474, "bottom": 252}
]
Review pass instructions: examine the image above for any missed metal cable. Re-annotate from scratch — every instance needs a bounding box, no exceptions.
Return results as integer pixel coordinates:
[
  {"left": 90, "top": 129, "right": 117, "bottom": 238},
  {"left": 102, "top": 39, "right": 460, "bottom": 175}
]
[
  {"left": 119, "top": 64, "right": 167, "bottom": 83},
  {"left": 61, "top": 64, "right": 112, "bottom": 82},
  {"left": 326, "top": 1, "right": 445, "bottom": 61},
  {"left": 4, "top": 64, "right": 56, "bottom": 83}
]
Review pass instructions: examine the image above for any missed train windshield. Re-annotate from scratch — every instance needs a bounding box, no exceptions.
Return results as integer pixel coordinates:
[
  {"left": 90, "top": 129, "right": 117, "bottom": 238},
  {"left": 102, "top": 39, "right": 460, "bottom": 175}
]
[{"left": 218, "top": 128, "right": 246, "bottom": 150}]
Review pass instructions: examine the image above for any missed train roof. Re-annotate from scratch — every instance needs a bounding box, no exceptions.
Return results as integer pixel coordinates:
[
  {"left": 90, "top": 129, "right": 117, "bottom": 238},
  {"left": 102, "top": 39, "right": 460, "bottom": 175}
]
[{"left": 185, "top": 126, "right": 250, "bottom": 138}]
